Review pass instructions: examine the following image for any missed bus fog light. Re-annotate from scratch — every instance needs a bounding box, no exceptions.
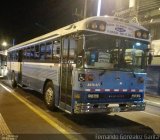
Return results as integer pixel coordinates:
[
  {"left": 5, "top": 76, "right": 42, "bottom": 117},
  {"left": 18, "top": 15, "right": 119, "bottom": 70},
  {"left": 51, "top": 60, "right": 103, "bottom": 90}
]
[{"left": 74, "top": 93, "right": 80, "bottom": 99}]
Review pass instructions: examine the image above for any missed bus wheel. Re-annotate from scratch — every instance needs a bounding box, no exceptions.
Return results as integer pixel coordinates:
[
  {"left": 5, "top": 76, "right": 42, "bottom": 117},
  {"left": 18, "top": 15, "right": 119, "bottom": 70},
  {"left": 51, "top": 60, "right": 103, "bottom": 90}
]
[
  {"left": 44, "top": 81, "right": 56, "bottom": 110},
  {"left": 11, "top": 72, "right": 17, "bottom": 88}
]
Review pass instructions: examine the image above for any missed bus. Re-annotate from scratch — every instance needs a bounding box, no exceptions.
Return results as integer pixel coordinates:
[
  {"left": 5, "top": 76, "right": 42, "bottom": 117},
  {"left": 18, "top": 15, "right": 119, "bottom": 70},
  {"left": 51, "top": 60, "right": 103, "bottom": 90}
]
[
  {"left": 145, "top": 40, "right": 160, "bottom": 94},
  {"left": 7, "top": 16, "right": 150, "bottom": 114},
  {"left": 0, "top": 50, "right": 7, "bottom": 78},
  {"left": 150, "top": 40, "right": 160, "bottom": 65}
]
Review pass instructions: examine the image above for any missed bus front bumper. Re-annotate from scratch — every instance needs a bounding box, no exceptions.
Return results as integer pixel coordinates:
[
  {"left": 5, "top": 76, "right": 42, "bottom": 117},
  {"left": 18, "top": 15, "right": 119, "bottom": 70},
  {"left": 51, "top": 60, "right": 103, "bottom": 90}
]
[{"left": 74, "top": 102, "right": 146, "bottom": 114}]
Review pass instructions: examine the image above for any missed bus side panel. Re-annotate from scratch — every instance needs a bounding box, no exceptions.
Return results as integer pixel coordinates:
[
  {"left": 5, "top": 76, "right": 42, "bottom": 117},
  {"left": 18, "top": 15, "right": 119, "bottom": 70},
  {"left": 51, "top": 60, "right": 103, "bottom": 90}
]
[
  {"left": 21, "top": 62, "right": 60, "bottom": 94},
  {"left": 10, "top": 61, "right": 20, "bottom": 81}
]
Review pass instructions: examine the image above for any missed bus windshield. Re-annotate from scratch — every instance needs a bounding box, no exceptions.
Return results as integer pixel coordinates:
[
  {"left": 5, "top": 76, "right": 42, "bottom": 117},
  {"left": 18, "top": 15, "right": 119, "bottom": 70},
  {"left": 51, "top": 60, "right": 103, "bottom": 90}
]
[{"left": 84, "top": 34, "right": 149, "bottom": 72}]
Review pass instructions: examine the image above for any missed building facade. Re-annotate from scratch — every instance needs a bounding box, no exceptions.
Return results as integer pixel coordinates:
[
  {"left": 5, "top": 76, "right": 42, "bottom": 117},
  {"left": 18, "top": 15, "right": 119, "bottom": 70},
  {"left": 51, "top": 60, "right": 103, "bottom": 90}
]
[{"left": 115, "top": 0, "right": 160, "bottom": 40}]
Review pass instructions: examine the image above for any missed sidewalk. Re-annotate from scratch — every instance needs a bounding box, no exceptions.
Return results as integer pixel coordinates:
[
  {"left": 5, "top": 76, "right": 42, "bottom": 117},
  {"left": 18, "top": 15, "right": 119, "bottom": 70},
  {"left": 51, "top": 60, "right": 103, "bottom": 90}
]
[{"left": 145, "top": 93, "right": 160, "bottom": 107}]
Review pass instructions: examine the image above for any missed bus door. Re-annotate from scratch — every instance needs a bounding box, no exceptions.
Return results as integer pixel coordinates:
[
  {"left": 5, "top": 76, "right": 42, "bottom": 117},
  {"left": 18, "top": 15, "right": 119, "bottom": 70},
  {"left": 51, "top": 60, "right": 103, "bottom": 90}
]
[
  {"left": 60, "top": 38, "right": 76, "bottom": 111},
  {"left": 18, "top": 50, "right": 23, "bottom": 84}
]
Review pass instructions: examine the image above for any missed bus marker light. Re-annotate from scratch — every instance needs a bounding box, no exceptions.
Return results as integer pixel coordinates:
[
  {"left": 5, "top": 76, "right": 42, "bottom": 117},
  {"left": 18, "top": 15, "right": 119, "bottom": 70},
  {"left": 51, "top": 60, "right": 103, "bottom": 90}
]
[
  {"left": 91, "top": 22, "right": 98, "bottom": 30},
  {"left": 136, "top": 31, "right": 142, "bottom": 38},
  {"left": 142, "top": 32, "right": 148, "bottom": 39},
  {"left": 99, "top": 23, "right": 106, "bottom": 31}
]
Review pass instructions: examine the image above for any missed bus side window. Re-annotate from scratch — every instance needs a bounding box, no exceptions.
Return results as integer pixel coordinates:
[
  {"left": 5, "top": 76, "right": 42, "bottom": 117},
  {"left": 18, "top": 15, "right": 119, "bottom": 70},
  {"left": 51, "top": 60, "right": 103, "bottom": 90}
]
[
  {"left": 9, "top": 53, "right": 11, "bottom": 61},
  {"left": 69, "top": 38, "right": 77, "bottom": 62},
  {"left": 63, "top": 39, "right": 68, "bottom": 60},
  {"left": 53, "top": 40, "right": 60, "bottom": 63},
  {"left": 35, "top": 45, "right": 40, "bottom": 59},
  {"left": 15, "top": 51, "right": 19, "bottom": 61},
  {"left": 46, "top": 42, "right": 53, "bottom": 60},
  {"left": 12, "top": 51, "right": 18, "bottom": 61},
  {"left": 7, "top": 53, "right": 10, "bottom": 61},
  {"left": 30, "top": 46, "right": 35, "bottom": 60},
  {"left": 23, "top": 48, "right": 26, "bottom": 60},
  {"left": 40, "top": 43, "right": 46, "bottom": 60},
  {"left": 26, "top": 47, "right": 31, "bottom": 60}
]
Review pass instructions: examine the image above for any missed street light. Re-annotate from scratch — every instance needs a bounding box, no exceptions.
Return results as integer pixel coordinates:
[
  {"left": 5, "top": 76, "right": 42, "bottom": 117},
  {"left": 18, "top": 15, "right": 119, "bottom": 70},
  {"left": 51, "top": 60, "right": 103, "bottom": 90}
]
[
  {"left": 1, "top": 41, "right": 8, "bottom": 51},
  {"left": 2, "top": 41, "right": 7, "bottom": 47}
]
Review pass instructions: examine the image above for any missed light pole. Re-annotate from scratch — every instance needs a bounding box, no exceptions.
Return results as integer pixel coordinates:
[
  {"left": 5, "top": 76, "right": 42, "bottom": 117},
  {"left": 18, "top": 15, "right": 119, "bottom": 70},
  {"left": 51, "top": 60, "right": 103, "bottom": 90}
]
[
  {"left": 84, "top": 0, "right": 88, "bottom": 19},
  {"left": 83, "top": 0, "right": 102, "bottom": 19},
  {"left": 97, "top": 0, "right": 102, "bottom": 16}
]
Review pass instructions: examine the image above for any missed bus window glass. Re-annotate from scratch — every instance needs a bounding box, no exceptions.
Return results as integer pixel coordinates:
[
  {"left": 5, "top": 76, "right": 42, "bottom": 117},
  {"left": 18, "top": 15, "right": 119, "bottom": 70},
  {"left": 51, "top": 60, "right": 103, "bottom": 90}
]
[
  {"left": 30, "top": 46, "right": 35, "bottom": 60},
  {"left": 46, "top": 42, "right": 52, "bottom": 60},
  {"left": 53, "top": 40, "right": 60, "bottom": 62},
  {"left": 23, "top": 49, "right": 26, "bottom": 60},
  {"left": 69, "top": 39, "right": 76, "bottom": 61},
  {"left": 26, "top": 47, "right": 31, "bottom": 60},
  {"left": 11, "top": 51, "right": 18, "bottom": 61},
  {"left": 35, "top": 45, "right": 40, "bottom": 59},
  {"left": 63, "top": 39, "right": 68, "bottom": 59},
  {"left": 40, "top": 43, "right": 46, "bottom": 60},
  {"left": 84, "top": 34, "right": 148, "bottom": 72}
]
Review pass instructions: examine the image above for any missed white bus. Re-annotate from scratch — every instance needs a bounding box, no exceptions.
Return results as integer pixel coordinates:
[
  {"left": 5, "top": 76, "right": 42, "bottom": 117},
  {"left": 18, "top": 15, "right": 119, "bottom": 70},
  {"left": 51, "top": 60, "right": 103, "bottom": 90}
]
[
  {"left": 150, "top": 40, "right": 160, "bottom": 65},
  {"left": 7, "top": 16, "right": 150, "bottom": 114},
  {"left": 0, "top": 50, "right": 7, "bottom": 78}
]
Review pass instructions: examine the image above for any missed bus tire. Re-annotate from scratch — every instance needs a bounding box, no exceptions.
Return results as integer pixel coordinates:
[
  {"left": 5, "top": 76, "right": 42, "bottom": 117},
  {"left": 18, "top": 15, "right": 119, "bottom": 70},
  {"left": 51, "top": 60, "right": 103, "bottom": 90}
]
[
  {"left": 44, "top": 81, "right": 56, "bottom": 110},
  {"left": 11, "top": 72, "right": 17, "bottom": 88}
]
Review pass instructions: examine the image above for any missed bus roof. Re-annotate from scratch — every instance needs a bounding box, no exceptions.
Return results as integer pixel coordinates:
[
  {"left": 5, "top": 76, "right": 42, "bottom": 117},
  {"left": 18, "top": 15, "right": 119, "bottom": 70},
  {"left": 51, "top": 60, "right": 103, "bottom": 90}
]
[{"left": 8, "top": 16, "right": 150, "bottom": 52}]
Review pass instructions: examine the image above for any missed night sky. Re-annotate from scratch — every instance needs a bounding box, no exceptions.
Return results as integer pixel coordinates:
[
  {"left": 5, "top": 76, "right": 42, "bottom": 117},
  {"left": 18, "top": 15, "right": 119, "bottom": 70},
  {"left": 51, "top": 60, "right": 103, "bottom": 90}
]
[{"left": 0, "top": 0, "right": 116, "bottom": 45}]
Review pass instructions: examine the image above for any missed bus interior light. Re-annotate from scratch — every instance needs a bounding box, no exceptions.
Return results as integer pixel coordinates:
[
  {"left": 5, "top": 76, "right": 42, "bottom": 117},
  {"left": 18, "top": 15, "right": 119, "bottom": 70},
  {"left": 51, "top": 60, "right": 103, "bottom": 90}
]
[{"left": 136, "top": 42, "right": 141, "bottom": 46}]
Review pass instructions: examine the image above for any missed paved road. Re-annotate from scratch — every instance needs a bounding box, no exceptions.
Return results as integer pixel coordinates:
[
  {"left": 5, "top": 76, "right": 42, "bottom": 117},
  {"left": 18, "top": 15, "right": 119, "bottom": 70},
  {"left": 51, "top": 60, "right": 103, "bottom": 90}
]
[{"left": 0, "top": 80, "right": 160, "bottom": 140}]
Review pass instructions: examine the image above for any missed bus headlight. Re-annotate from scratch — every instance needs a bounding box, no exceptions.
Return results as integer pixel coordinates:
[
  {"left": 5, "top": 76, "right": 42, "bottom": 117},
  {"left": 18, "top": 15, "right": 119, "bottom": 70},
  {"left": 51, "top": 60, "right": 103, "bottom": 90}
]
[
  {"left": 88, "top": 94, "right": 99, "bottom": 99},
  {"left": 137, "top": 77, "right": 144, "bottom": 83},
  {"left": 78, "top": 73, "right": 94, "bottom": 82}
]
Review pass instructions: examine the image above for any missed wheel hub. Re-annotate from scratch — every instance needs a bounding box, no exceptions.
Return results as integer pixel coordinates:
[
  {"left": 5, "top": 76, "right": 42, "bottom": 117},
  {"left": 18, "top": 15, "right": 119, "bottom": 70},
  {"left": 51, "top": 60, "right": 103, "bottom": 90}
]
[{"left": 45, "top": 88, "right": 53, "bottom": 104}]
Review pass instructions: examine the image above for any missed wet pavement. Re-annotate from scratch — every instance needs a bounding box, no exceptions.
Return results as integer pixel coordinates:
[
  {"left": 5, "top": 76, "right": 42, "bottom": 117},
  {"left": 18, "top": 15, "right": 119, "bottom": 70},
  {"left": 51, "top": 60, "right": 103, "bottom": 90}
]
[{"left": 0, "top": 78, "right": 160, "bottom": 140}]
